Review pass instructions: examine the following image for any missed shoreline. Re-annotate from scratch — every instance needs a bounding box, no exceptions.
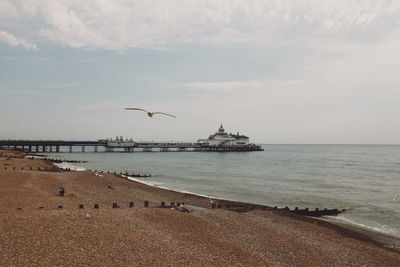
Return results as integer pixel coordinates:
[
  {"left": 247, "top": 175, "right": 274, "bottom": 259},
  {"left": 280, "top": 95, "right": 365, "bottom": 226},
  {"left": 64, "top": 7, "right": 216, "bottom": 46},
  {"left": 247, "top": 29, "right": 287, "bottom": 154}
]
[
  {"left": 19, "top": 150, "right": 400, "bottom": 252},
  {"left": 49, "top": 154, "right": 400, "bottom": 253},
  {"left": 2, "top": 148, "right": 400, "bottom": 265},
  {"left": 126, "top": 173, "right": 400, "bottom": 253}
]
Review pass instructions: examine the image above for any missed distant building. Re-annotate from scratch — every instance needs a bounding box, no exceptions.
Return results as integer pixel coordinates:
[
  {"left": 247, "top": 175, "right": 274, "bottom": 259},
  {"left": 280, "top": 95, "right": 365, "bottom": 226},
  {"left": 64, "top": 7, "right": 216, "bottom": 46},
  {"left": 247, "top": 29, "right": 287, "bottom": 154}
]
[{"left": 197, "top": 125, "right": 250, "bottom": 146}]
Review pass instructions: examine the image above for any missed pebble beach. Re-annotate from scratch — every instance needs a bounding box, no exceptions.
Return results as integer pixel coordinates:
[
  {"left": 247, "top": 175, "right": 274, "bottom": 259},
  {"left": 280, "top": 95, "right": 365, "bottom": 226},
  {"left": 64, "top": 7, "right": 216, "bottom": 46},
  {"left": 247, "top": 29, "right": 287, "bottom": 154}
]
[{"left": 1, "top": 149, "right": 400, "bottom": 266}]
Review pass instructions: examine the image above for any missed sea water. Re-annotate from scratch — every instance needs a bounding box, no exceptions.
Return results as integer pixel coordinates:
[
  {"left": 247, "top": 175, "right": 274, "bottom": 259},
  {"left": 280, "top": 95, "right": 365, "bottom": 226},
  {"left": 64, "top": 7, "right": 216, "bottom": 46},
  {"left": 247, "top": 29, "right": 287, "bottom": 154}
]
[{"left": 44, "top": 145, "right": 400, "bottom": 238}]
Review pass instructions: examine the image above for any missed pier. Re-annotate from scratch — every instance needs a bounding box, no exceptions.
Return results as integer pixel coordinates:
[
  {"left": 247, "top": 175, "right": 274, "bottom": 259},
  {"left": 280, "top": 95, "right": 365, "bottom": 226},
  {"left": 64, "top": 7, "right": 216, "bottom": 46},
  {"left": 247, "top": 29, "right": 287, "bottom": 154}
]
[{"left": 0, "top": 138, "right": 263, "bottom": 153}]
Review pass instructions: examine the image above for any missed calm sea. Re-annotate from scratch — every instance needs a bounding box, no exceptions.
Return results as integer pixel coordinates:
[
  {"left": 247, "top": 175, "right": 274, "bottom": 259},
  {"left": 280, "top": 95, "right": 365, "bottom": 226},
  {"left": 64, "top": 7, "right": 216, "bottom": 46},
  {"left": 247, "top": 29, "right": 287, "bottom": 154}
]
[{"left": 45, "top": 145, "right": 400, "bottom": 238}]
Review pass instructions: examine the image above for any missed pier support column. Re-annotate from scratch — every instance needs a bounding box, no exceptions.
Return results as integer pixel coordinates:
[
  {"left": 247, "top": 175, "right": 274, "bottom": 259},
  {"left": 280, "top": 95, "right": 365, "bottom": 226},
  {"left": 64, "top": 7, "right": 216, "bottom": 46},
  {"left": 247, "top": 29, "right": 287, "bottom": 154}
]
[
  {"left": 94, "top": 146, "right": 98, "bottom": 152},
  {"left": 42, "top": 146, "right": 46, "bottom": 152},
  {"left": 29, "top": 146, "right": 32, "bottom": 152},
  {"left": 69, "top": 146, "right": 72, "bottom": 153},
  {"left": 35, "top": 146, "right": 38, "bottom": 152},
  {"left": 82, "top": 146, "right": 85, "bottom": 152},
  {"left": 56, "top": 146, "right": 60, "bottom": 152},
  {"left": 49, "top": 146, "right": 53, "bottom": 152}
]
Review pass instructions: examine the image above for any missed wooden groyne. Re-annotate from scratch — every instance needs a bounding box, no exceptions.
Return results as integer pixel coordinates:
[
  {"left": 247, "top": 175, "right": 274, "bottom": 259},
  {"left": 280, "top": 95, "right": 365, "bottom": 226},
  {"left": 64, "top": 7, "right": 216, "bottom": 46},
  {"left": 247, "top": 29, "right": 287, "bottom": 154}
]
[{"left": 274, "top": 206, "right": 346, "bottom": 217}]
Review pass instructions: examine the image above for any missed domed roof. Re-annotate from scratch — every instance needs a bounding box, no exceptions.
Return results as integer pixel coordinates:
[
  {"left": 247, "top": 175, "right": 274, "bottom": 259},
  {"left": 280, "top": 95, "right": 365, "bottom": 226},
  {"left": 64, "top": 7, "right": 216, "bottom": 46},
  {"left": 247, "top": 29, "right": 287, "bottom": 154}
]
[{"left": 218, "top": 124, "right": 225, "bottom": 133}]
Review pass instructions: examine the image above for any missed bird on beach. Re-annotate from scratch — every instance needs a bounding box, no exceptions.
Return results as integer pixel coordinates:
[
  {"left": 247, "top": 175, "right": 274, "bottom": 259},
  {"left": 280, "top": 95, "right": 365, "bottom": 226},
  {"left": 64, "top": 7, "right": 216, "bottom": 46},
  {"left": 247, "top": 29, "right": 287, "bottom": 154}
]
[{"left": 124, "top": 108, "right": 176, "bottom": 118}]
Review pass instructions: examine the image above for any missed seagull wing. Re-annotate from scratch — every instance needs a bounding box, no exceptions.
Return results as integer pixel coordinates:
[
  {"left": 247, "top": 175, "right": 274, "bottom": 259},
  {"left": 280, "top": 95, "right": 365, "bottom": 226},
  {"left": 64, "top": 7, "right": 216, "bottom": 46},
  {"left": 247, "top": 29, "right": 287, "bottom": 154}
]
[
  {"left": 152, "top": 112, "right": 176, "bottom": 118},
  {"left": 125, "top": 108, "right": 149, "bottom": 113}
]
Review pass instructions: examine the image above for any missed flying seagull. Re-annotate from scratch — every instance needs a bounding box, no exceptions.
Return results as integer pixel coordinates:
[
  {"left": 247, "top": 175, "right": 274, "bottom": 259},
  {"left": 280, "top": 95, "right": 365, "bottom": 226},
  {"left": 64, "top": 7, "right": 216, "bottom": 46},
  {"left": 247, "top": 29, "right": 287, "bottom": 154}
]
[{"left": 125, "top": 108, "right": 176, "bottom": 118}]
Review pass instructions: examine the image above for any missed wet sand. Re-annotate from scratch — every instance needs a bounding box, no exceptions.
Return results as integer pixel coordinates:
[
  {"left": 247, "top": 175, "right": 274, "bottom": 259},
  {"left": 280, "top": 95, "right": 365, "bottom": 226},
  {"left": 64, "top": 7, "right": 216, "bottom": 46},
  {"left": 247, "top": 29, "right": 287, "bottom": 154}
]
[{"left": 1, "top": 149, "right": 400, "bottom": 266}]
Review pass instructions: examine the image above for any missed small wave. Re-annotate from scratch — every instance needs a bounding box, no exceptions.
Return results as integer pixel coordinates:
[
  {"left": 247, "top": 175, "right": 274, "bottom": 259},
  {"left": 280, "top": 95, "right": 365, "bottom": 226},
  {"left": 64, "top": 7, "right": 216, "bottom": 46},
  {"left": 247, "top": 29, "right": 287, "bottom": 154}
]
[
  {"left": 25, "top": 155, "right": 45, "bottom": 159},
  {"left": 53, "top": 162, "right": 86, "bottom": 171},
  {"left": 124, "top": 175, "right": 219, "bottom": 200},
  {"left": 125, "top": 175, "right": 165, "bottom": 187},
  {"left": 324, "top": 216, "right": 400, "bottom": 238}
]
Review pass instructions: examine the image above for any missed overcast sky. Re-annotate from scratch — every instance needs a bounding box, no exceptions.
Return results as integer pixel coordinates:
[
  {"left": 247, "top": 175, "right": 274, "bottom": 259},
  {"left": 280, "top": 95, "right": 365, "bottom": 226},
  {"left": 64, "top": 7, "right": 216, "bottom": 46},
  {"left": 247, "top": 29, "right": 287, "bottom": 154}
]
[{"left": 1, "top": 0, "right": 400, "bottom": 144}]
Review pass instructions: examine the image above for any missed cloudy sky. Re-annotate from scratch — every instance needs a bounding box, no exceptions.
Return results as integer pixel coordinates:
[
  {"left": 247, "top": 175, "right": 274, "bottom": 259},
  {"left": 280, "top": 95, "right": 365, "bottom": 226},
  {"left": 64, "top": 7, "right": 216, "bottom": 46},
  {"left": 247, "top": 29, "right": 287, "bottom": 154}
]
[{"left": 1, "top": 0, "right": 400, "bottom": 144}]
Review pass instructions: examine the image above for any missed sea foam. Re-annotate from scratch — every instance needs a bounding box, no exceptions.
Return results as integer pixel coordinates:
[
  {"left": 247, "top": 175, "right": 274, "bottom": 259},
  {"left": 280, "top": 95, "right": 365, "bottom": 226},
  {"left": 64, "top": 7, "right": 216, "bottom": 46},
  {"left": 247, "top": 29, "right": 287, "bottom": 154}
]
[{"left": 53, "top": 162, "right": 86, "bottom": 171}]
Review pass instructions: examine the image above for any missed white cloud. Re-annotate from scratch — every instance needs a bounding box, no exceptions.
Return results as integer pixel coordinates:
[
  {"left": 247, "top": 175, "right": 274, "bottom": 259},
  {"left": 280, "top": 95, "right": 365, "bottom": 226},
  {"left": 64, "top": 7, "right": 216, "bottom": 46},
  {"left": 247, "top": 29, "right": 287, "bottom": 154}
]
[
  {"left": 185, "top": 80, "right": 303, "bottom": 91},
  {"left": 76, "top": 100, "right": 119, "bottom": 111},
  {"left": 300, "top": 30, "right": 400, "bottom": 97},
  {"left": 41, "top": 82, "right": 81, "bottom": 89},
  {"left": 1, "top": 0, "right": 399, "bottom": 50},
  {"left": 0, "top": 30, "right": 38, "bottom": 50}
]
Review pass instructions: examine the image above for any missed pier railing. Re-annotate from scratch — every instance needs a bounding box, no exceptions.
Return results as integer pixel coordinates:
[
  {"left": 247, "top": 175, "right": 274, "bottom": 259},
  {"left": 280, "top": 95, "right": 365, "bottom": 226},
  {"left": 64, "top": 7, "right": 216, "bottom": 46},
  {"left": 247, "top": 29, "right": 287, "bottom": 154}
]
[{"left": 0, "top": 139, "right": 263, "bottom": 152}]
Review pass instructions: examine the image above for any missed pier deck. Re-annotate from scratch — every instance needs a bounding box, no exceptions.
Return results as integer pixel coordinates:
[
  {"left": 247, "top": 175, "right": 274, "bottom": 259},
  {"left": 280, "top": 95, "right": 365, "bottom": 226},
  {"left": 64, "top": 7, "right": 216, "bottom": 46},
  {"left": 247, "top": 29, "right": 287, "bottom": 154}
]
[{"left": 0, "top": 140, "right": 263, "bottom": 152}]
